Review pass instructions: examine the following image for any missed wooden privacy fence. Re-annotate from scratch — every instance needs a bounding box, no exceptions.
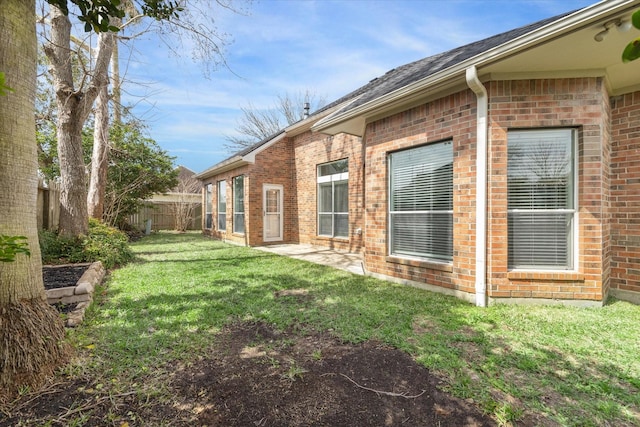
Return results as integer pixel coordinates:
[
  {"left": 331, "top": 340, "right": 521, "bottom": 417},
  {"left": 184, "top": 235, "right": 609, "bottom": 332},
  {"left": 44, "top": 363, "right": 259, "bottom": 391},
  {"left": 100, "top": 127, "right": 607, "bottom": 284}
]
[
  {"left": 37, "top": 180, "right": 202, "bottom": 232},
  {"left": 129, "top": 201, "right": 202, "bottom": 232},
  {"left": 38, "top": 179, "right": 60, "bottom": 231}
]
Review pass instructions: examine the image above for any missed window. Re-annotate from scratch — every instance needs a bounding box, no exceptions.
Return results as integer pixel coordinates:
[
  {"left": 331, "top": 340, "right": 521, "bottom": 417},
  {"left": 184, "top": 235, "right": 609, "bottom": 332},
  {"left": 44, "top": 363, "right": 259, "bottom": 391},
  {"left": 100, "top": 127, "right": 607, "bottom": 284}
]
[
  {"left": 389, "top": 141, "right": 453, "bottom": 262},
  {"left": 507, "top": 129, "right": 576, "bottom": 270},
  {"left": 217, "top": 180, "right": 226, "bottom": 231},
  {"left": 204, "top": 184, "right": 213, "bottom": 229},
  {"left": 317, "top": 159, "right": 349, "bottom": 238},
  {"left": 233, "top": 175, "right": 245, "bottom": 234}
]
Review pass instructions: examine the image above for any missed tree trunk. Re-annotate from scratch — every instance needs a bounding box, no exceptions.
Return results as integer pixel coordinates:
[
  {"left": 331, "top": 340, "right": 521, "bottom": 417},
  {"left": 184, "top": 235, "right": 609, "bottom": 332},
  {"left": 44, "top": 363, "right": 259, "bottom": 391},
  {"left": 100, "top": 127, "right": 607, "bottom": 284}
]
[
  {"left": 88, "top": 22, "right": 119, "bottom": 220},
  {"left": 45, "top": 5, "right": 114, "bottom": 237},
  {"left": 87, "top": 84, "right": 110, "bottom": 219},
  {"left": 0, "top": 0, "right": 69, "bottom": 398},
  {"left": 111, "top": 40, "right": 122, "bottom": 124}
]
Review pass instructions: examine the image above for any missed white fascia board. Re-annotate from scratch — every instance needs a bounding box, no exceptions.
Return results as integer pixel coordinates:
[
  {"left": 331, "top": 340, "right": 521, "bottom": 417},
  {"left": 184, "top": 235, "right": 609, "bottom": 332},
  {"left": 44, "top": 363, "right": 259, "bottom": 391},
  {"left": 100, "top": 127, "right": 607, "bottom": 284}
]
[
  {"left": 241, "top": 102, "right": 354, "bottom": 165},
  {"left": 243, "top": 132, "right": 287, "bottom": 163},
  {"left": 311, "top": 96, "right": 365, "bottom": 133},
  {"left": 314, "top": 0, "right": 637, "bottom": 133},
  {"left": 285, "top": 103, "right": 349, "bottom": 136},
  {"left": 195, "top": 156, "right": 246, "bottom": 180},
  {"left": 196, "top": 133, "right": 287, "bottom": 180}
]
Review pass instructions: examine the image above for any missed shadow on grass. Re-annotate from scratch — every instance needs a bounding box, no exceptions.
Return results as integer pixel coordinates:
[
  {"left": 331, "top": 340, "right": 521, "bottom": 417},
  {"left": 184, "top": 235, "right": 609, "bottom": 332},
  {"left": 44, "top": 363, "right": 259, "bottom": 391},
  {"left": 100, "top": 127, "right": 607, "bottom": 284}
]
[{"left": 86, "top": 233, "right": 639, "bottom": 427}]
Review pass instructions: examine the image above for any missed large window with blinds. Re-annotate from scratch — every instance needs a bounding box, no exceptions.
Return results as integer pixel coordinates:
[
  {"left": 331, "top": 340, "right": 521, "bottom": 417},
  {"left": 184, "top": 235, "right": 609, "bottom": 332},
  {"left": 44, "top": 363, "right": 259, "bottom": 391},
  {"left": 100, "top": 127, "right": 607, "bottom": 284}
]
[
  {"left": 217, "top": 180, "right": 226, "bottom": 231},
  {"left": 317, "top": 159, "right": 349, "bottom": 238},
  {"left": 507, "top": 128, "right": 576, "bottom": 270},
  {"left": 204, "top": 184, "right": 213, "bottom": 229},
  {"left": 233, "top": 175, "right": 245, "bottom": 234},
  {"left": 389, "top": 141, "right": 453, "bottom": 262}
]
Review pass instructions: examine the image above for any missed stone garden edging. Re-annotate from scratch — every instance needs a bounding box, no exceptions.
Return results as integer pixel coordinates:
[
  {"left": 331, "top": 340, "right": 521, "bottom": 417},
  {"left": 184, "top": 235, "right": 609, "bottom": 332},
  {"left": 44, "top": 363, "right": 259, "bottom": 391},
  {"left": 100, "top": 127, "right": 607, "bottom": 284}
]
[{"left": 45, "top": 261, "right": 105, "bottom": 327}]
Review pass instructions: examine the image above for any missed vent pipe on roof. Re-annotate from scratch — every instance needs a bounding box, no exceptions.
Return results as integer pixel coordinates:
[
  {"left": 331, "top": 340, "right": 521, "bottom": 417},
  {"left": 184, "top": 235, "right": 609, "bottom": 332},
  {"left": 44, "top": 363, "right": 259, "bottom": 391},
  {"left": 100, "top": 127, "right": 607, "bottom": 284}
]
[
  {"left": 303, "top": 102, "right": 310, "bottom": 119},
  {"left": 466, "top": 65, "right": 488, "bottom": 308}
]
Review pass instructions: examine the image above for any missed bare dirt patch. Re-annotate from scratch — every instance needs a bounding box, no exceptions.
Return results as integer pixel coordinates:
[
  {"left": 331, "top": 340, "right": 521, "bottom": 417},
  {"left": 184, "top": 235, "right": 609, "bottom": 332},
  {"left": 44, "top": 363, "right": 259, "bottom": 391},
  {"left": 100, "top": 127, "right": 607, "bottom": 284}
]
[{"left": 1, "top": 321, "right": 496, "bottom": 426}]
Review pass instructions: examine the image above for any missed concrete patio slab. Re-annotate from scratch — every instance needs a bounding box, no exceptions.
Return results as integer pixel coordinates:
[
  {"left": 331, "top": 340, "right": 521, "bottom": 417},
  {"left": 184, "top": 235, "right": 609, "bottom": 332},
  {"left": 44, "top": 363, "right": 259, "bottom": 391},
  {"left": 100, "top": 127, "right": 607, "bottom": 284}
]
[{"left": 254, "top": 244, "right": 365, "bottom": 275}]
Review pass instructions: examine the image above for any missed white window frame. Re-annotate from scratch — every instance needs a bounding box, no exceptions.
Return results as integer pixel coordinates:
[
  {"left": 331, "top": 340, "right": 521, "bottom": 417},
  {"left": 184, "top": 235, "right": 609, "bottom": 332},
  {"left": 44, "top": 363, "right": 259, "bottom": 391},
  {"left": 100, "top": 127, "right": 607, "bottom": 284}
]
[
  {"left": 388, "top": 140, "right": 453, "bottom": 263},
  {"left": 204, "top": 183, "right": 213, "bottom": 230},
  {"left": 507, "top": 128, "right": 578, "bottom": 271},
  {"left": 317, "top": 159, "right": 349, "bottom": 238},
  {"left": 233, "top": 175, "right": 245, "bottom": 234},
  {"left": 217, "top": 180, "right": 226, "bottom": 231}
]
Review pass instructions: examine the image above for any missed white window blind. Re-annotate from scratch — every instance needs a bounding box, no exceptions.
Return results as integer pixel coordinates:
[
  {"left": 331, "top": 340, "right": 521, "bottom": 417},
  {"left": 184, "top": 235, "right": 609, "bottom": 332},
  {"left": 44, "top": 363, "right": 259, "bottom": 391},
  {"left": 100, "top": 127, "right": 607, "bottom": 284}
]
[
  {"left": 389, "top": 141, "right": 453, "bottom": 261},
  {"left": 507, "top": 129, "right": 575, "bottom": 269},
  {"left": 233, "top": 176, "right": 245, "bottom": 234},
  {"left": 217, "top": 181, "right": 226, "bottom": 231},
  {"left": 205, "top": 184, "right": 213, "bottom": 229}
]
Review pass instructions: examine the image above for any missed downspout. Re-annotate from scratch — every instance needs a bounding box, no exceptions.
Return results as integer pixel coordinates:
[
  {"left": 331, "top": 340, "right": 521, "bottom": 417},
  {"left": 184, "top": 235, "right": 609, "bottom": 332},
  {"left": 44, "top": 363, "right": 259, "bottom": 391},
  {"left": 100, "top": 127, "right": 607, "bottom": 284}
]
[{"left": 465, "top": 65, "right": 488, "bottom": 308}]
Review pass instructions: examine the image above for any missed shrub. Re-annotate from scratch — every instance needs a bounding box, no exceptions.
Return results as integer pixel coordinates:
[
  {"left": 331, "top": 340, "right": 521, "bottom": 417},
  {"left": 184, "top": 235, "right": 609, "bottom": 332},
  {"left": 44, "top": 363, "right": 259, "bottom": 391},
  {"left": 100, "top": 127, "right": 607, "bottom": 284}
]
[{"left": 40, "top": 219, "right": 133, "bottom": 269}]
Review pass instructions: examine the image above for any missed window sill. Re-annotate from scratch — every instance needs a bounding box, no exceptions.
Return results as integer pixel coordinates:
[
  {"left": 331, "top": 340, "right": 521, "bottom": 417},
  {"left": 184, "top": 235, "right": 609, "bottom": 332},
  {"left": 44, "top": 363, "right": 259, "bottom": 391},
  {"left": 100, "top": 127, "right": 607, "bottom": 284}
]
[
  {"left": 315, "top": 236, "right": 349, "bottom": 242},
  {"left": 507, "top": 270, "right": 584, "bottom": 282},
  {"left": 386, "top": 256, "right": 453, "bottom": 273}
]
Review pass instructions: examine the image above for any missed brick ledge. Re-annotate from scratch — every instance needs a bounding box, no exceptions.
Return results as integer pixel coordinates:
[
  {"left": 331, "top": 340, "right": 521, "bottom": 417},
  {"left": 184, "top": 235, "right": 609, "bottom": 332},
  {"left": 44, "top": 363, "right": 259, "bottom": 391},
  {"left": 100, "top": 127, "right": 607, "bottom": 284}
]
[{"left": 507, "top": 270, "right": 584, "bottom": 281}]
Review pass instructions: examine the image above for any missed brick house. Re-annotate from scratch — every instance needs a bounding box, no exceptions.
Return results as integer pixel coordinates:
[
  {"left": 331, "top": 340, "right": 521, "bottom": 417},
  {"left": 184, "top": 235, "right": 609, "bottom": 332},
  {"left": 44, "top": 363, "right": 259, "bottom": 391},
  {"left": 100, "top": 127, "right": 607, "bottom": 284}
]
[{"left": 197, "top": 0, "right": 640, "bottom": 307}]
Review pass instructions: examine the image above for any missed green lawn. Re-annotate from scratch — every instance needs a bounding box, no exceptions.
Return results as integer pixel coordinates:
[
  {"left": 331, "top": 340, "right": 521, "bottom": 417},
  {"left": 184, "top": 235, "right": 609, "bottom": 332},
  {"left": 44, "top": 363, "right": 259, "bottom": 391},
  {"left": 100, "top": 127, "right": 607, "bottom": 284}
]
[{"left": 74, "top": 232, "right": 640, "bottom": 426}]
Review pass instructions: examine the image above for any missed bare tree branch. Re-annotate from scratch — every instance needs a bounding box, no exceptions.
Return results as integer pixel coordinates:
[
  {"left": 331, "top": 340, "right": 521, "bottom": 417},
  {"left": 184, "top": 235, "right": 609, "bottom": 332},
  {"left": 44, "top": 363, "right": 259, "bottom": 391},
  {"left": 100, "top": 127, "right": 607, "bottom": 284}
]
[{"left": 225, "top": 90, "right": 327, "bottom": 152}]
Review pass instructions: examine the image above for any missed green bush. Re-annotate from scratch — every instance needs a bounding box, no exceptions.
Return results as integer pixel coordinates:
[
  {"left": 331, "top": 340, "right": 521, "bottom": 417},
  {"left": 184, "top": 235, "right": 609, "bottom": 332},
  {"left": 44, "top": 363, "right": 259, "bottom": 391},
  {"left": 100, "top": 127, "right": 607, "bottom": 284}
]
[{"left": 40, "top": 218, "right": 133, "bottom": 269}]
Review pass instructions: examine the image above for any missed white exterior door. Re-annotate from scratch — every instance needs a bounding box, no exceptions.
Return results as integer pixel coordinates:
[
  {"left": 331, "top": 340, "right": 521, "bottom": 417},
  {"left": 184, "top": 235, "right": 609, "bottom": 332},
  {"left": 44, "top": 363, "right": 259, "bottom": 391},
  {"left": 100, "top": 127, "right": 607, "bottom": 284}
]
[{"left": 263, "top": 184, "right": 283, "bottom": 242}]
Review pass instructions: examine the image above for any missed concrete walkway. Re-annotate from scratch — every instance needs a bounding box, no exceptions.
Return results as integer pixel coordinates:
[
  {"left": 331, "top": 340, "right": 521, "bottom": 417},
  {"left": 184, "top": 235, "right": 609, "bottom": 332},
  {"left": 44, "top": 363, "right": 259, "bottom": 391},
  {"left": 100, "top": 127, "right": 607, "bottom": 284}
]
[{"left": 254, "top": 244, "right": 365, "bottom": 275}]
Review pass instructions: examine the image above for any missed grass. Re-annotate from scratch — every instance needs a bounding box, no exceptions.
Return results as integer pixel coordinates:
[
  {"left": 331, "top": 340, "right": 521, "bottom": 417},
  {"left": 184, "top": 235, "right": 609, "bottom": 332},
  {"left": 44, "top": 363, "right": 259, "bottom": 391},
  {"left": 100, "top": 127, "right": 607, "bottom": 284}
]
[{"left": 72, "top": 232, "right": 640, "bottom": 426}]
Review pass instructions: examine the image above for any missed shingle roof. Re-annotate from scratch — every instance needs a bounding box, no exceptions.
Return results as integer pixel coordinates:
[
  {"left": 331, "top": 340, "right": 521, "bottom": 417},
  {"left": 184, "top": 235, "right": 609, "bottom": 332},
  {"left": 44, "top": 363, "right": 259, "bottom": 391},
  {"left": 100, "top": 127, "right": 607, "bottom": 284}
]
[
  {"left": 199, "top": 7, "right": 583, "bottom": 175},
  {"left": 314, "top": 9, "right": 579, "bottom": 118},
  {"left": 234, "top": 130, "right": 285, "bottom": 158}
]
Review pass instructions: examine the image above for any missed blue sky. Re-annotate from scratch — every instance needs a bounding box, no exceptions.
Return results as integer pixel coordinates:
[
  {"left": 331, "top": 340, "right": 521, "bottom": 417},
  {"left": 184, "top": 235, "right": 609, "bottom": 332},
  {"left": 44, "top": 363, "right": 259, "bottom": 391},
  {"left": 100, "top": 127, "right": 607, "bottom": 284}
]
[{"left": 120, "top": 0, "right": 596, "bottom": 173}]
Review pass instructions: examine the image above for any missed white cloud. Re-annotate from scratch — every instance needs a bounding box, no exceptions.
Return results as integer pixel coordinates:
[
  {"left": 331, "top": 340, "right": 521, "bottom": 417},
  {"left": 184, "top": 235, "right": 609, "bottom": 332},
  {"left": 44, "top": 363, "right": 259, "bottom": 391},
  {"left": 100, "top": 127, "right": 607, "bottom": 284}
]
[{"left": 115, "top": 0, "right": 595, "bottom": 172}]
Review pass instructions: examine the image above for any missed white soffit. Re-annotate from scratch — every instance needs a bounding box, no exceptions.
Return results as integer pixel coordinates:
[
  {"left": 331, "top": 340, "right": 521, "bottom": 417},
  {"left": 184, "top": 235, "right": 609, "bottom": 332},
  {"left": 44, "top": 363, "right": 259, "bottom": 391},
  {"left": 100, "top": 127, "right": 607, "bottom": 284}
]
[{"left": 482, "top": 2, "right": 640, "bottom": 95}]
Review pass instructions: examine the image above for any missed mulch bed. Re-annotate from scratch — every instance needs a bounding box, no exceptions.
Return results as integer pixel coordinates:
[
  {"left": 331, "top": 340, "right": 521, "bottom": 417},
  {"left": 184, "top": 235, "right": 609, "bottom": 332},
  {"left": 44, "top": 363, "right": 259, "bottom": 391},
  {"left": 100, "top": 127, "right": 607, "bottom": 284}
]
[
  {"left": 1, "top": 321, "right": 497, "bottom": 426},
  {"left": 42, "top": 264, "right": 90, "bottom": 290},
  {"left": 43, "top": 264, "right": 90, "bottom": 316}
]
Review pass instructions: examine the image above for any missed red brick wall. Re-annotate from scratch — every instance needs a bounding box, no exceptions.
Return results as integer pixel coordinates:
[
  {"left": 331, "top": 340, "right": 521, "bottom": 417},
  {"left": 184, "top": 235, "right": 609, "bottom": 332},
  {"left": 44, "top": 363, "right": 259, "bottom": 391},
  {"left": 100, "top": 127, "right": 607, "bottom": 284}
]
[
  {"left": 201, "top": 130, "right": 365, "bottom": 252},
  {"left": 292, "top": 131, "right": 364, "bottom": 253},
  {"left": 363, "top": 78, "right": 611, "bottom": 303},
  {"left": 364, "top": 90, "right": 477, "bottom": 295},
  {"left": 611, "top": 91, "right": 640, "bottom": 297},
  {"left": 200, "top": 138, "right": 294, "bottom": 246},
  {"left": 488, "top": 78, "right": 609, "bottom": 302},
  {"left": 201, "top": 164, "right": 250, "bottom": 246},
  {"left": 249, "top": 138, "right": 295, "bottom": 246}
]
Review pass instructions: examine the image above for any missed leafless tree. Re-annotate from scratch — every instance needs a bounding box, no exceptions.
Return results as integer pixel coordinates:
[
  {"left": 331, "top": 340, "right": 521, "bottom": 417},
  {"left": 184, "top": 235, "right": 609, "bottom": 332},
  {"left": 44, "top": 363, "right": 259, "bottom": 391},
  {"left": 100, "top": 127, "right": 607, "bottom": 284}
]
[
  {"left": 225, "top": 90, "right": 327, "bottom": 151},
  {"left": 39, "top": 0, "right": 250, "bottom": 235},
  {"left": 169, "top": 169, "right": 201, "bottom": 232}
]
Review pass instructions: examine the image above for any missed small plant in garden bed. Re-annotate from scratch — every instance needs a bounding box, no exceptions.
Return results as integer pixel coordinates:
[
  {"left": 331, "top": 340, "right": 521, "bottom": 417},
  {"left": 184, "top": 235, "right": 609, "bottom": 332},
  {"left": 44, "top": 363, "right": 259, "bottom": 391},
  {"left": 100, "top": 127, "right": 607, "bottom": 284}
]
[{"left": 40, "top": 218, "right": 133, "bottom": 269}]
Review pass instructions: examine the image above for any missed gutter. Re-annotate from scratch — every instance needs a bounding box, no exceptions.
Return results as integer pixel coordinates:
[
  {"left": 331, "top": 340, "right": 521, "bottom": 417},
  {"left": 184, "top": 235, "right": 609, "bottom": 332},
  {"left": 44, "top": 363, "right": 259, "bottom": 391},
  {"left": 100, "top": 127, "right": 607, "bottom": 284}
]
[
  {"left": 314, "top": 0, "right": 636, "bottom": 134},
  {"left": 195, "top": 155, "right": 247, "bottom": 180},
  {"left": 196, "top": 103, "right": 351, "bottom": 180},
  {"left": 465, "top": 65, "right": 488, "bottom": 308},
  {"left": 195, "top": 132, "right": 287, "bottom": 180}
]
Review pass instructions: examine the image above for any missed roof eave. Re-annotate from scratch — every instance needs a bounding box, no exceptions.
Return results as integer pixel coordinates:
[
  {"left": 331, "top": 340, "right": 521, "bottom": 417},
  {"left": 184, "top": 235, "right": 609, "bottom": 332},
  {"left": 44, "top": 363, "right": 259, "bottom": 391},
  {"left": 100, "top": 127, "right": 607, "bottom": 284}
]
[
  {"left": 286, "top": 101, "right": 356, "bottom": 136},
  {"left": 313, "top": 0, "right": 636, "bottom": 135},
  {"left": 195, "top": 156, "right": 248, "bottom": 180}
]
